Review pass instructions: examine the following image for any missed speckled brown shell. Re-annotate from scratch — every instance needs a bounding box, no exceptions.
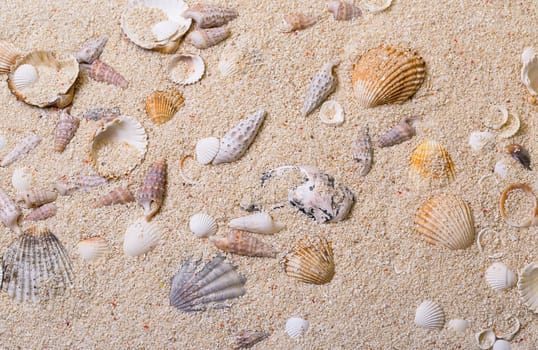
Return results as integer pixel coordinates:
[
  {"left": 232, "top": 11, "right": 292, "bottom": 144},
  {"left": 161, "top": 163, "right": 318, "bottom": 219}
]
[
  {"left": 378, "top": 117, "right": 416, "bottom": 148},
  {"left": 16, "top": 189, "right": 57, "bottom": 208},
  {"left": 24, "top": 202, "right": 57, "bottom": 221},
  {"left": 81, "top": 59, "right": 128, "bottom": 89},
  {"left": 94, "top": 186, "right": 134, "bottom": 208},
  {"left": 185, "top": 27, "right": 230, "bottom": 49},
  {"left": 74, "top": 35, "right": 108, "bottom": 64},
  {"left": 327, "top": 0, "right": 362, "bottom": 21},
  {"left": 137, "top": 160, "right": 167, "bottom": 220},
  {"left": 54, "top": 109, "right": 80, "bottom": 152},
  {"left": 409, "top": 140, "right": 455, "bottom": 188},
  {"left": 183, "top": 4, "right": 238, "bottom": 28},
  {"left": 284, "top": 236, "right": 335, "bottom": 285},
  {"left": 0, "top": 188, "right": 21, "bottom": 233},
  {"left": 279, "top": 13, "right": 317, "bottom": 32},
  {"left": 82, "top": 107, "right": 121, "bottom": 121},
  {"left": 145, "top": 88, "right": 184, "bottom": 125},
  {"left": 352, "top": 126, "right": 372, "bottom": 176},
  {"left": 210, "top": 229, "right": 277, "bottom": 258}
]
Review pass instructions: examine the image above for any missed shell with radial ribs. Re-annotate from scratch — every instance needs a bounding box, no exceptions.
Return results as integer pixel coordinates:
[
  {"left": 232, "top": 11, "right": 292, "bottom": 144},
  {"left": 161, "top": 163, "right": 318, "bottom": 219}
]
[
  {"left": 0, "top": 188, "right": 21, "bottom": 233},
  {"left": 379, "top": 117, "right": 417, "bottom": 148},
  {"left": 54, "top": 108, "right": 80, "bottom": 152},
  {"left": 7, "top": 51, "right": 79, "bottom": 108},
  {"left": 189, "top": 213, "right": 218, "bottom": 238},
  {"left": 352, "top": 45, "right": 426, "bottom": 108},
  {"left": 284, "top": 236, "right": 335, "bottom": 284},
  {"left": 16, "top": 189, "right": 57, "bottom": 208},
  {"left": 11, "top": 64, "right": 38, "bottom": 90},
  {"left": 409, "top": 140, "right": 455, "bottom": 188},
  {"left": 167, "top": 53, "right": 205, "bottom": 85},
  {"left": 518, "top": 262, "right": 538, "bottom": 313},
  {"left": 353, "top": 126, "right": 373, "bottom": 176},
  {"left": 212, "top": 109, "right": 266, "bottom": 164},
  {"left": 137, "top": 160, "right": 167, "bottom": 221},
  {"left": 233, "top": 330, "right": 270, "bottom": 349},
  {"left": 145, "top": 88, "right": 184, "bottom": 125},
  {"left": 77, "top": 236, "right": 108, "bottom": 261},
  {"left": 485, "top": 262, "right": 516, "bottom": 291},
  {"left": 123, "top": 218, "right": 161, "bottom": 256},
  {"left": 1, "top": 132, "right": 42, "bottom": 167},
  {"left": 183, "top": 4, "right": 238, "bottom": 28},
  {"left": 507, "top": 143, "right": 531, "bottom": 170},
  {"left": 285, "top": 317, "right": 309, "bottom": 339},
  {"left": 1, "top": 227, "right": 74, "bottom": 303},
  {"left": 279, "top": 13, "right": 317, "bottom": 32},
  {"left": 414, "top": 194, "right": 475, "bottom": 250},
  {"left": 25, "top": 202, "right": 57, "bottom": 221},
  {"left": 94, "top": 186, "right": 134, "bottom": 208},
  {"left": 302, "top": 60, "right": 339, "bottom": 117},
  {"left": 169, "top": 254, "right": 246, "bottom": 312},
  {"left": 195, "top": 137, "right": 220, "bottom": 165},
  {"left": 415, "top": 300, "right": 445, "bottom": 330},
  {"left": 54, "top": 175, "right": 107, "bottom": 196},
  {"left": 210, "top": 229, "right": 277, "bottom": 258},
  {"left": 0, "top": 41, "right": 21, "bottom": 74},
  {"left": 185, "top": 27, "right": 230, "bottom": 49},
  {"left": 82, "top": 107, "right": 121, "bottom": 121},
  {"left": 75, "top": 35, "right": 108, "bottom": 64},
  {"left": 327, "top": 0, "right": 362, "bottom": 20},
  {"left": 228, "top": 212, "right": 285, "bottom": 235},
  {"left": 81, "top": 59, "right": 128, "bottom": 89}
]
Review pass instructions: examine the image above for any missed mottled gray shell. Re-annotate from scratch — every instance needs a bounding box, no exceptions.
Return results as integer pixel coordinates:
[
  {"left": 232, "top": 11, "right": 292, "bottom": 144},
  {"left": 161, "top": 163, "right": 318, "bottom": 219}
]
[
  {"left": 302, "top": 60, "right": 339, "bottom": 117},
  {"left": 352, "top": 127, "right": 372, "bottom": 176},
  {"left": 378, "top": 117, "right": 416, "bottom": 148}
]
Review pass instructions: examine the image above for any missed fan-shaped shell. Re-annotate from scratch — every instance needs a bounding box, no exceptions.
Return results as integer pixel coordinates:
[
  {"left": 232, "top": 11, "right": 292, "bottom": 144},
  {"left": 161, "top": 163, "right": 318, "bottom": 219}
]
[
  {"left": 447, "top": 319, "right": 470, "bottom": 332},
  {"left": 284, "top": 236, "right": 335, "bottom": 284},
  {"left": 77, "top": 237, "right": 108, "bottom": 261},
  {"left": 217, "top": 36, "right": 263, "bottom": 78},
  {"left": 228, "top": 212, "right": 285, "bottom": 235},
  {"left": 475, "top": 329, "right": 496, "bottom": 349},
  {"left": 0, "top": 188, "right": 21, "bottom": 233},
  {"left": 352, "top": 45, "right": 426, "bottom": 108},
  {"left": 485, "top": 262, "right": 516, "bottom": 291},
  {"left": 415, "top": 300, "right": 445, "bottom": 330},
  {"left": 195, "top": 137, "right": 220, "bottom": 165},
  {"left": 145, "top": 88, "right": 184, "bottom": 125},
  {"left": 75, "top": 35, "right": 108, "bottom": 64},
  {"left": 89, "top": 116, "right": 148, "bottom": 178},
  {"left": 1, "top": 227, "right": 74, "bottom": 303},
  {"left": 415, "top": 194, "right": 475, "bottom": 250},
  {"left": 12, "top": 64, "right": 38, "bottom": 90},
  {"left": 189, "top": 213, "right": 217, "bottom": 238},
  {"left": 137, "top": 159, "right": 167, "bottom": 221},
  {"left": 492, "top": 340, "right": 511, "bottom": 350},
  {"left": 409, "top": 140, "right": 455, "bottom": 188},
  {"left": 0, "top": 132, "right": 42, "bottom": 167},
  {"left": 469, "top": 131, "right": 495, "bottom": 152},
  {"left": 183, "top": 4, "right": 238, "bottom": 28},
  {"left": 0, "top": 41, "right": 20, "bottom": 74},
  {"left": 7, "top": 51, "right": 79, "bottom": 108},
  {"left": 11, "top": 167, "right": 33, "bottom": 193},
  {"left": 169, "top": 254, "right": 246, "bottom": 312},
  {"left": 518, "top": 262, "right": 538, "bottom": 313},
  {"left": 185, "top": 27, "right": 230, "bottom": 49},
  {"left": 167, "top": 54, "right": 205, "bottom": 85},
  {"left": 319, "top": 100, "right": 344, "bottom": 126},
  {"left": 210, "top": 230, "right": 277, "bottom": 258},
  {"left": 302, "top": 60, "right": 339, "bottom": 117},
  {"left": 285, "top": 317, "right": 309, "bottom": 339},
  {"left": 152, "top": 20, "right": 181, "bottom": 41},
  {"left": 123, "top": 218, "right": 161, "bottom": 256}
]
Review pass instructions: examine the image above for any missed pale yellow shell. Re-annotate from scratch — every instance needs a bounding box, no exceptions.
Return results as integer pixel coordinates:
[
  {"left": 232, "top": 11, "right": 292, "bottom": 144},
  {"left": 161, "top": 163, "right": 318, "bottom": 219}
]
[
  {"left": 77, "top": 237, "right": 109, "bottom": 261},
  {"left": 408, "top": 140, "right": 455, "bottom": 188},
  {"left": 284, "top": 236, "right": 335, "bottom": 285}
]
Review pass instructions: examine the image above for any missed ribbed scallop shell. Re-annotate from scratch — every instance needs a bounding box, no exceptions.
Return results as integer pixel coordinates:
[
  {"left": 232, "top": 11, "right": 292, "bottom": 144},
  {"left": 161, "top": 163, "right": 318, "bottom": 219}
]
[
  {"left": 353, "top": 126, "right": 373, "bottom": 176},
  {"left": 352, "top": 45, "right": 426, "bottom": 108},
  {"left": 183, "top": 4, "right": 238, "bottom": 28},
  {"left": 228, "top": 212, "right": 285, "bottom": 235},
  {"left": 16, "top": 189, "right": 57, "bottom": 208},
  {"left": 54, "top": 108, "right": 80, "bottom": 152},
  {"left": 195, "top": 137, "right": 220, "bottom": 165},
  {"left": 408, "top": 140, "right": 455, "bottom": 188},
  {"left": 518, "top": 262, "right": 538, "bottom": 313},
  {"left": 285, "top": 317, "right": 309, "bottom": 339},
  {"left": 24, "top": 202, "right": 57, "bottom": 222},
  {"left": 233, "top": 330, "right": 270, "bottom": 349},
  {"left": 378, "top": 117, "right": 416, "bottom": 148},
  {"left": 169, "top": 254, "right": 246, "bottom": 312},
  {"left": 414, "top": 194, "right": 475, "bottom": 250},
  {"left": 485, "top": 262, "right": 516, "bottom": 291},
  {"left": 11, "top": 64, "right": 38, "bottom": 90},
  {"left": 74, "top": 35, "right": 108, "bottom": 64},
  {"left": 77, "top": 237, "right": 108, "bottom": 261},
  {"left": 137, "top": 159, "right": 167, "bottom": 221},
  {"left": 1, "top": 132, "right": 42, "bottom": 167},
  {"left": 94, "top": 186, "right": 134, "bottom": 208},
  {"left": 284, "top": 236, "right": 335, "bottom": 284},
  {"left": 302, "top": 60, "right": 339, "bottom": 117},
  {"left": 0, "top": 41, "right": 20, "bottom": 74},
  {"left": 185, "top": 27, "right": 230, "bottom": 49},
  {"left": 81, "top": 60, "right": 128, "bottom": 89},
  {"left": 145, "top": 88, "right": 184, "bottom": 125},
  {"left": 279, "top": 13, "right": 317, "bottom": 32},
  {"left": 0, "top": 188, "right": 21, "bottom": 233},
  {"left": 11, "top": 167, "right": 33, "bottom": 193},
  {"left": 1, "top": 227, "right": 74, "bottom": 303},
  {"left": 167, "top": 54, "right": 205, "bottom": 85},
  {"left": 319, "top": 100, "right": 344, "bottom": 126},
  {"left": 54, "top": 175, "right": 107, "bottom": 196},
  {"left": 521, "top": 47, "right": 538, "bottom": 96},
  {"left": 327, "top": 0, "right": 362, "bottom": 20},
  {"left": 123, "top": 218, "right": 161, "bottom": 256},
  {"left": 212, "top": 109, "right": 266, "bottom": 165},
  {"left": 210, "top": 230, "right": 277, "bottom": 258},
  {"left": 415, "top": 300, "right": 445, "bottom": 330},
  {"left": 189, "top": 213, "right": 217, "bottom": 238}
]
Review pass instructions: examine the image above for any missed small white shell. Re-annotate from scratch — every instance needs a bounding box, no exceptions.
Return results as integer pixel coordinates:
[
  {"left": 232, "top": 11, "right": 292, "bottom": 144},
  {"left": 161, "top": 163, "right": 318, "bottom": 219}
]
[
  {"left": 485, "top": 262, "right": 516, "bottom": 291},
  {"left": 319, "top": 100, "right": 344, "bottom": 126},
  {"left": 189, "top": 213, "right": 217, "bottom": 238},
  {"left": 285, "top": 317, "right": 309, "bottom": 339},
  {"left": 414, "top": 300, "right": 445, "bottom": 330},
  {"left": 447, "top": 319, "right": 470, "bottom": 332},
  {"left": 362, "top": 0, "right": 392, "bottom": 13},
  {"left": 493, "top": 340, "right": 511, "bottom": 350},
  {"left": 469, "top": 131, "right": 494, "bottom": 152},
  {"left": 494, "top": 159, "right": 509, "bottom": 179},
  {"left": 475, "top": 329, "right": 496, "bottom": 350},
  {"left": 195, "top": 137, "right": 220, "bottom": 165},
  {"left": 152, "top": 20, "right": 181, "bottom": 41},
  {"left": 517, "top": 262, "right": 538, "bottom": 313},
  {"left": 12, "top": 64, "right": 38, "bottom": 89},
  {"left": 521, "top": 47, "right": 538, "bottom": 96},
  {"left": 77, "top": 237, "right": 108, "bottom": 261},
  {"left": 167, "top": 54, "right": 205, "bottom": 85},
  {"left": 11, "top": 167, "right": 33, "bottom": 193},
  {"left": 123, "top": 219, "right": 161, "bottom": 256},
  {"left": 228, "top": 212, "right": 285, "bottom": 235}
]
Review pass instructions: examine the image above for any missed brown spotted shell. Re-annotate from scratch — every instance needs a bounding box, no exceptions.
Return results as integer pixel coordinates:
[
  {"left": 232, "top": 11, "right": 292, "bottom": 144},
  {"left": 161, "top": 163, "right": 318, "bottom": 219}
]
[
  {"left": 145, "top": 88, "right": 184, "bottom": 125},
  {"left": 137, "top": 160, "right": 167, "bottom": 221},
  {"left": 284, "top": 236, "right": 335, "bottom": 285},
  {"left": 54, "top": 108, "right": 80, "bottom": 152},
  {"left": 302, "top": 60, "right": 339, "bottom": 117},
  {"left": 0, "top": 132, "right": 42, "bottom": 167},
  {"left": 210, "top": 229, "right": 277, "bottom": 258}
]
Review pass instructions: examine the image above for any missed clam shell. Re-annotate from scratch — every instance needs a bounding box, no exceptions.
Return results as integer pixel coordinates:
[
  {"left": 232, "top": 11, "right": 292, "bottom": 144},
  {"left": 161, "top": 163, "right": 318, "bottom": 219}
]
[
  {"left": 327, "top": 0, "right": 362, "bottom": 20},
  {"left": 319, "top": 100, "right": 344, "bottom": 126},
  {"left": 363, "top": 0, "right": 392, "bottom": 13},
  {"left": 408, "top": 140, "right": 455, "bottom": 188},
  {"left": 54, "top": 175, "right": 107, "bottom": 196},
  {"left": 169, "top": 254, "right": 246, "bottom": 312},
  {"left": 16, "top": 189, "right": 57, "bottom": 208},
  {"left": 75, "top": 35, "right": 108, "bottom": 64},
  {"left": 447, "top": 319, "right": 470, "bottom": 332},
  {"left": 285, "top": 317, "right": 309, "bottom": 339},
  {"left": 195, "top": 137, "right": 220, "bottom": 165},
  {"left": 123, "top": 218, "right": 161, "bottom": 256},
  {"left": 284, "top": 236, "right": 335, "bottom": 284},
  {"left": 145, "top": 88, "right": 184, "bottom": 125},
  {"left": 353, "top": 126, "right": 373, "bottom": 176},
  {"left": 518, "top": 262, "right": 538, "bottom": 313},
  {"left": 89, "top": 116, "right": 148, "bottom": 178},
  {"left": 0, "top": 188, "right": 21, "bottom": 233},
  {"left": 185, "top": 27, "right": 230, "bottom": 49},
  {"left": 414, "top": 194, "right": 475, "bottom": 250},
  {"left": 24, "top": 202, "right": 57, "bottom": 222},
  {"left": 12, "top": 64, "right": 38, "bottom": 90},
  {"left": 137, "top": 159, "right": 167, "bottom": 221},
  {"left": 493, "top": 340, "right": 511, "bottom": 350},
  {"left": 499, "top": 183, "right": 538, "bottom": 228},
  {"left": 485, "top": 262, "right": 516, "bottom": 291},
  {"left": 11, "top": 167, "right": 33, "bottom": 193},
  {"left": 469, "top": 131, "right": 495, "bottom": 152},
  {"left": 279, "top": 13, "right": 317, "bottom": 32},
  {"left": 152, "top": 20, "right": 181, "bottom": 41},
  {"left": 94, "top": 186, "right": 134, "bottom": 208},
  {"left": 183, "top": 4, "right": 238, "bottom": 28},
  {"left": 77, "top": 237, "right": 108, "bottom": 261},
  {"left": 54, "top": 108, "right": 80, "bottom": 152},
  {"left": 378, "top": 117, "right": 416, "bottom": 148},
  {"left": 210, "top": 229, "right": 277, "bottom": 258},
  {"left": 0, "top": 41, "right": 20, "bottom": 74},
  {"left": 81, "top": 59, "right": 128, "bottom": 89},
  {"left": 475, "top": 329, "right": 496, "bottom": 349},
  {"left": 233, "top": 330, "right": 270, "bottom": 349},
  {"left": 0, "top": 132, "right": 42, "bottom": 167},
  {"left": 521, "top": 47, "right": 538, "bottom": 96},
  {"left": 189, "top": 213, "right": 217, "bottom": 238},
  {"left": 167, "top": 54, "right": 205, "bottom": 85},
  {"left": 228, "top": 212, "right": 285, "bottom": 235},
  {"left": 352, "top": 45, "right": 426, "bottom": 108},
  {"left": 2, "top": 227, "right": 74, "bottom": 303},
  {"left": 302, "top": 60, "right": 339, "bottom": 117},
  {"left": 414, "top": 300, "right": 445, "bottom": 330}
]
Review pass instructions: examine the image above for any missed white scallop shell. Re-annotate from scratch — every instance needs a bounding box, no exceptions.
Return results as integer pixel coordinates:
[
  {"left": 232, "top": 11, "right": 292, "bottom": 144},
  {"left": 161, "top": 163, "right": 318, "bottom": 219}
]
[
  {"left": 152, "top": 20, "right": 181, "bottom": 41},
  {"left": 77, "top": 237, "right": 108, "bottom": 261},
  {"left": 11, "top": 167, "right": 33, "bottom": 193},
  {"left": 517, "top": 262, "right": 538, "bottom": 313},
  {"left": 228, "top": 212, "right": 285, "bottom": 235},
  {"left": 362, "top": 0, "right": 392, "bottom": 13},
  {"left": 493, "top": 340, "right": 511, "bottom": 350},
  {"left": 521, "top": 47, "right": 538, "bottom": 96},
  {"left": 469, "top": 131, "right": 494, "bottom": 152},
  {"left": 12, "top": 64, "right": 38, "bottom": 89},
  {"left": 285, "top": 317, "right": 309, "bottom": 339},
  {"left": 485, "top": 262, "right": 516, "bottom": 291},
  {"left": 494, "top": 159, "right": 509, "bottom": 179},
  {"left": 447, "top": 319, "right": 470, "bottom": 332},
  {"left": 319, "top": 100, "right": 344, "bottom": 126},
  {"left": 167, "top": 54, "right": 205, "bottom": 85},
  {"left": 475, "top": 329, "right": 496, "bottom": 350},
  {"left": 195, "top": 137, "right": 220, "bottom": 165},
  {"left": 414, "top": 300, "right": 445, "bottom": 330},
  {"left": 123, "top": 218, "right": 161, "bottom": 256},
  {"left": 189, "top": 213, "right": 217, "bottom": 238}
]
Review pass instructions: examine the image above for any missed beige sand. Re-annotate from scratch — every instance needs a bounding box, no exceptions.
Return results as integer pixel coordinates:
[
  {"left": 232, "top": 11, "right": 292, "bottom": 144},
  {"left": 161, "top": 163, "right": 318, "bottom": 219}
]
[{"left": 1, "top": 0, "right": 537, "bottom": 348}]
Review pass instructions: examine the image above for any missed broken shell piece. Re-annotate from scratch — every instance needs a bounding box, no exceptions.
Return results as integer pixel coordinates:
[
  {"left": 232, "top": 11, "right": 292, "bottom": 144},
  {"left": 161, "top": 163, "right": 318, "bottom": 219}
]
[
  {"left": 195, "top": 137, "right": 220, "bottom": 165},
  {"left": 16, "top": 189, "right": 57, "bottom": 208},
  {"left": 145, "top": 88, "right": 184, "bottom": 125},
  {"left": 447, "top": 319, "right": 470, "bottom": 332},
  {"left": 210, "top": 230, "right": 277, "bottom": 258},
  {"left": 228, "top": 212, "right": 285, "bottom": 235},
  {"left": 319, "top": 100, "right": 344, "bottom": 126},
  {"left": 302, "top": 60, "right": 339, "bottom": 117},
  {"left": 24, "top": 202, "right": 57, "bottom": 221},
  {"left": 94, "top": 186, "right": 134, "bottom": 208},
  {"left": 284, "top": 236, "right": 335, "bottom": 284},
  {"left": 179, "top": 154, "right": 200, "bottom": 185},
  {"left": 0, "top": 41, "right": 21, "bottom": 74},
  {"left": 353, "top": 126, "right": 373, "bottom": 176},
  {"left": 137, "top": 160, "right": 167, "bottom": 221},
  {"left": 11, "top": 167, "right": 33, "bottom": 193},
  {"left": 285, "top": 317, "right": 309, "bottom": 339},
  {"left": 54, "top": 175, "right": 107, "bottom": 196},
  {"left": 123, "top": 218, "right": 161, "bottom": 256},
  {"left": 233, "top": 330, "right": 270, "bottom": 349},
  {"left": 415, "top": 300, "right": 445, "bottom": 330},
  {"left": 469, "top": 131, "right": 494, "bottom": 152},
  {"left": 485, "top": 105, "right": 509, "bottom": 130},
  {"left": 497, "top": 316, "right": 521, "bottom": 341},
  {"left": 1, "top": 132, "right": 42, "bottom": 167},
  {"left": 217, "top": 39, "right": 262, "bottom": 77},
  {"left": 167, "top": 54, "right": 205, "bottom": 85},
  {"left": 185, "top": 27, "right": 230, "bottom": 49},
  {"left": 518, "top": 262, "right": 538, "bottom": 313},
  {"left": 521, "top": 47, "right": 538, "bottom": 96},
  {"left": 362, "top": 0, "right": 392, "bottom": 13},
  {"left": 81, "top": 59, "right": 128, "bottom": 89},
  {"left": 475, "top": 329, "right": 496, "bottom": 350},
  {"left": 0, "top": 189, "right": 21, "bottom": 233},
  {"left": 75, "top": 35, "right": 108, "bottom": 64},
  {"left": 492, "top": 340, "right": 511, "bottom": 350},
  {"left": 12, "top": 64, "right": 38, "bottom": 90},
  {"left": 327, "top": 0, "right": 362, "bottom": 20},
  {"left": 507, "top": 144, "right": 531, "bottom": 170},
  {"left": 77, "top": 237, "right": 108, "bottom": 261},
  {"left": 409, "top": 140, "right": 455, "bottom": 188},
  {"left": 279, "top": 13, "right": 317, "bottom": 32},
  {"left": 152, "top": 20, "right": 181, "bottom": 41},
  {"left": 183, "top": 4, "right": 238, "bottom": 28},
  {"left": 485, "top": 262, "right": 516, "bottom": 291},
  {"left": 378, "top": 117, "right": 417, "bottom": 148},
  {"left": 483, "top": 106, "right": 520, "bottom": 138},
  {"left": 82, "top": 107, "right": 121, "bottom": 121},
  {"left": 54, "top": 109, "right": 80, "bottom": 152},
  {"left": 499, "top": 183, "right": 538, "bottom": 227},
  {"left": 494, "top": 159, "right": 509, "bottom": 179},
  {"left": 189, "top": 213, "right": 217, "bottom": 238}
]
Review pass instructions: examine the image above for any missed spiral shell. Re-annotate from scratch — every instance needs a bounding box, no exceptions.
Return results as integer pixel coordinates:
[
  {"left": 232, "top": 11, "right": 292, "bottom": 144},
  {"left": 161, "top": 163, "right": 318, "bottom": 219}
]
[
  {"left": 82, "top": 107, "right": 121, "bottom": 121},
  {"left": 75, "top": 35, "right": 108, "bottom": 64},
  {"left": 378, "top": 117, "right": 416, "bottom": 148},
  {"left": 327, "top": 0, "right": 362, "bottom": 20},
  {"left": 54, "top": 108, "right": 80, "bottom": 152},
  {"left": 228, "top": 212, "right": 285, "bottom": 235},
  {"left": 94, "top": 186, "right": 134, "bottom": 208},
  {"left": 145, "top": 88, "right": 184, "bottom": 125},
  {"left": 16, "top": 189, "right": 57, "bottom": 208},
  {"left": 183, "top": 4, "right": 238, "bottom": 28},
  {"left": 137, "top": 159, "right": 167, "bottom": 221},
  {"left": 279, "top": 13, "right": 317, "bottom": 32},
  {"left": 353, "top": 126, "right": 373, "bottom": 176},
  {"left": 1, "top": 132, "right": 42, "bottom": 167},
  {"left": 81, "top": 59, "right": 128, "bottom": 89},
  {"left": 185, "top": 27, "right": 230, "bottom": 49},
  {"left": 210, "top": 230, "right": 277, "bottom": 258},
  {"left": 24, "top": 202, "right": 57, "bottom": 222},
  {"left": 302, "top": 60, "right": 339, "bottom": 117},
  {"left": 414, "top": 300, "right": 445, "bottom": 330},
  {"left": 408, "top": 140, "right": 455, "bottom": 188},
  {"left": 233, "top": 330, "right": 270, "bottom": 349},
  {"left": 54, "top": 175, "right": 107, "bottom": 196},
  {"left": 284, "top": 236, "right": 335, "bottom": 285}
]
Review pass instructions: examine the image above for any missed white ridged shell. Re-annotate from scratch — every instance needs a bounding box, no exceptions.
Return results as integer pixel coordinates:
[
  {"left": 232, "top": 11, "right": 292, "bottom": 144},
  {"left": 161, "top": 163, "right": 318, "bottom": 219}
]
[
  {"left": 228, "top": 212, "right": 285, "bottom": 235},
  {"left": 319, "top": 100, "right": 344, "bottom": 126},
  {"left": 414, "top": 300, "right": 445, "bottom": 330},
  {"left": 167, "top": 54, "right": 205, "bottom": 85},
  {"left": 152, "top": 20, "right": 181, "bottom": 41},
  {"left": 285, "top": 317, "right": 309, "bottom": 339},
  {"left": 517, "top": 262, "right": 538, "bottom": 313},
  {"left": 123, "top": 219, "right": 161, "bottom": 256},
  {"left": 493, "top": 340, "right": 511, "bottom": 350},
  {"left": 447, "top": 319, "right": 470, "bottom": 332},
  {"left": 12, "top": 64, "right": 38, "bottom": 90},
  {"left": 195, "top": 137, "right": 220, "bottom": 165},
  {"left": 521, "top": 47, "right": 538, "bottom": 96},
  {"left": 485, "top": 262, "right": 516, "bottom": 291},
  {"left": 77, "top": 237, "right": 108, "bottom": 261},
  {"left": 476, "top": 329, "right": 496, "bottom": 349},
  {"left": 11, "top": 167, "right": 33, "bottom": 193},
  {"left": 469, "top": 131, "right": 494, "bottom": 152},
  {"left": 189, "top": 213, "right": 217, "bottom": 238}
]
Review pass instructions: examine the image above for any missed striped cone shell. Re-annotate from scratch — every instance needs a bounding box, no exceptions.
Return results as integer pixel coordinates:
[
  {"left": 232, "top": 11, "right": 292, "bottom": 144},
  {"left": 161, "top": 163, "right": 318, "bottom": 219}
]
[
  {"left": 54, "top": 108, "right": 80, "bottom": 152},
  {"left": 74, "top": 35, "right": 108, "bottom": 64},
  {"left": 185, "top": 27, "right": 230, "bottom": 49},
  {"left": 137, "top": 160, "right": 167, "bottom": 220},
  {"left": 210, "top": 229, "right": 277, "bottom": 258},
  {"left": 94, "top": 186, "right": 134, "bottom": 208},
  {"left": 302, "top": 60, "right": 339, "bottom": 117},
  {"left": 378, "top": 117, "right": 416, "bottom": 148},
  {"left": 183, "top": 4, "right": 238, "bottom": 28},
  {"left": 82, "top": 59, "right": 128, "bottom": 89},
  {"left": 279, "top": 13, "right": 317, "bottom": 32},
  {"left": 327, "top": 0, "right": 362, "bottom": 21},
  {"left": 16, "top": 189, "right": 57, "bottom": 208},
  {"left": 24, "top": 202, "right": 57, "bottom": 221},
  {"left": 1, "top": 132, "right": 42, "bottom": 167}
]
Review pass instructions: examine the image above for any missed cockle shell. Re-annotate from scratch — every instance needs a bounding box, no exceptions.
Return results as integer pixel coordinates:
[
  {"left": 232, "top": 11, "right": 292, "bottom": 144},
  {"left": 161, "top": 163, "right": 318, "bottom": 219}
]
[
  {"left": 518, "top": 262, "right": 538, "bottom": 313},
  {"left": 1, "top": 133, "right": 42, "bottom": 167},
  {"left": 81, "top": 59, "right": 128, "bottom": 89},
  {"left": 233, "top": 330, "right": 270, "bottom": 349},
  {"left": 521, "top": 47, "right": 538, "bottom": 96},
  {"left": 54, "top": 175, "right": 107, "bottom": 196},
  {"left": 493, "top": 340, "right": 511, "bottom": 350},
  {"left": 469, "top": 131, "right": 495, "bottom": 152},
  {"left": 475, "top": 329, "right": 496, "bottom": 349},
  {"left": 151, "top": 20, "right": 181, "bottom": 41},
  {"left": 74, "top": 35, "right": 108, "bottom": 64},
  {"left": 279, "top": 13, "right": 317, "bottom": 32},
  {"left": 302, "top": 60, "right": 339, "bottom": 117},
  {"left": 11, "top": 167, "right": 33, "bottom": 193},
  {"left": 285, "top": 317, "right": 309, "bottom": 339},
  {"left": 167, "top": 53, "right": 205, "bottom": 85},
  {"left": 11, "top": 64, "right": 38, "bottom": 90},
  {"left": 363, "top": 0, "right": 392, "bottom": 13},
  {"left": 447, "top": 319, "right": 470, "bottom": 332},
  {"left": 409, "top": 140, "right": 455, "bottom": 188},
  {"left": 54, "top": 108, "right": 80, "bottom": 152},
  {"left": 352, "top": 45, "right": 426, "bottom": 108},
  {"left": 414, "top": 300, "right": 445, "bottom": 330},
  {"left": 94, "top": 186, "right": 134, "bottom": 208},
  {"left": 319, "top": 100, "right": 344, "bottom": 126},
  {"left": 228, "top": 212, "right": 285, "bottom": 235},
  {"left": 327, "top": 0, "right": 362, "bottom": 20},
  {"left": 379, "top": 117, "right": 417, "bottom": 148},
  {"left": 82, "top": 107, "right": 121, "bottom": 121},
  {"left": 123, "top": 218, "right": 161, "bottom": 256},
  {"left": 169, "top": 254, "right": 246, "bottom": 312},
  {"left": 145, "top": 88, "right": 184, "bottom": 125},
  {"left": 0, "top": 41, "right": 20, "bottom": 74},
  {"left": 189, "top": 213, "right": 217, "bottom": 238},
  {"left": 212, "top": 109, "right": 266, "bottom": 165},
  {"left": 353, "top": 126, "right": 373, "bottom": 176},
  {"left": 16, "top": 189, "right": 57, "bottom": 208},
  {"left": 485, "top": 262, "right": 516, "bottom": 291},
  {"left": 2, "top": 227, "right": 74, "bottom": 303},
  {"left": 137, "top": 159, "right": 167, "bottom": 221},
  {"left": 195, "top": 137, "right": 220, "bottom": 165},
  {"left": 24, "top": 202, "right": 57, "bottom": 222},
  {"left": 499, "top": 183, "right": 538, "bottom": 228},
  {"left": 415, "top": 194, "right": 475, "bottom": 250},
  {"left": 507, "top": 143, "right": 531, "bottom": 170},
  {"left": 210, "top": 230, "right": 277, "bottom": 258},
  {"left": 284, "top": 236, "right": 335, "bottom": 285},
  {"left": 185, "top": 27, "right": 230, "bottom": 49},
  {"left": 77, "top": 237, "right": 108, "bottom": 261},
  {"left": 183, "top": 4, "right": 238, "bottom": 28},
  {"left": 0, "top": 188, "right": 21, "bottom": 233}
]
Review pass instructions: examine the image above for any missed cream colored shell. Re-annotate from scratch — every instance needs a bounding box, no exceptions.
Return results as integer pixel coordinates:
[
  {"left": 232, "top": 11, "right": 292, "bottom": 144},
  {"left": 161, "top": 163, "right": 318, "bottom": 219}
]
[
  {"left": 167, "top": 54, "right": 205, "bottom": 85},
  {"left": 78, "top": 237, "right": 109, "bottom": 261},
  {"left": 517, "top": 262, "right": 538, "bottom": 313},
  {"left": 123, "top": 218, "right": 161, "bottom": 256},
  {"left": 414, "top": 300, "right": 445, "bottom": 330},
  {"left": 189, "top": 213, "right": 217, "bottom": 238},
  {"left": 485, "top": 262, "right": 516, "bottom": 291},
  {"left": 285, "top": 317, "right": 309, "bottom": 339}
]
